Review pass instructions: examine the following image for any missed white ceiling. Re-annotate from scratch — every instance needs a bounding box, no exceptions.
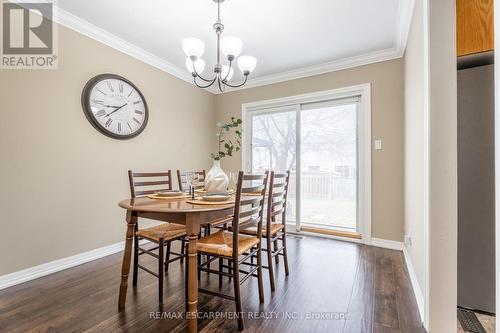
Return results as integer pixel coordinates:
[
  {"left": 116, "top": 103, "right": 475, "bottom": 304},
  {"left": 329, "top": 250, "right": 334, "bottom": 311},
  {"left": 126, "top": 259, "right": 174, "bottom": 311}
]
[{"left": 55, "top": 0, "right": 413, "bottom": 91}]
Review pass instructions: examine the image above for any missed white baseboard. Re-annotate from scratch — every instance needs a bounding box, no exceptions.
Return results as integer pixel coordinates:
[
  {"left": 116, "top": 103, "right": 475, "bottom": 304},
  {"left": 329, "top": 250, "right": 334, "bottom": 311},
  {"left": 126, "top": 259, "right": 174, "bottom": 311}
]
[
  {"left": 370, "top": 237, "right": 404, "bottom": 250},
  {"left": 288, "top": 232, "right": 401, "bottom": 249},
  {"left": 0, "top": 239, "right": 148, "bottom": 290},
  {"left": 403, "top": 245, "right": 425, "bottom": 323}
]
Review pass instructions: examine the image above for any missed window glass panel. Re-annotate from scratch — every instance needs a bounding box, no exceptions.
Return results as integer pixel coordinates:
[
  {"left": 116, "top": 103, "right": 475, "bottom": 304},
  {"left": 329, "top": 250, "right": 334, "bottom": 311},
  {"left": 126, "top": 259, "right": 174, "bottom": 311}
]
[
  {"left": 300, "top": 102, "right": 358, "bottom": 231},
  {"left": 251, "top": 111, "right": 297, "bottom": 224}
]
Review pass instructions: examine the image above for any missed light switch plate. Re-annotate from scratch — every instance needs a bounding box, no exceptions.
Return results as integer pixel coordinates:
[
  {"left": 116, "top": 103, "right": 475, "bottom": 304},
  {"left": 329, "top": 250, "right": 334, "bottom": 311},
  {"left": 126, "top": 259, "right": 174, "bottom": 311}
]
[{"left": 375, "top": 139, "right": 383, "bottom": 150}]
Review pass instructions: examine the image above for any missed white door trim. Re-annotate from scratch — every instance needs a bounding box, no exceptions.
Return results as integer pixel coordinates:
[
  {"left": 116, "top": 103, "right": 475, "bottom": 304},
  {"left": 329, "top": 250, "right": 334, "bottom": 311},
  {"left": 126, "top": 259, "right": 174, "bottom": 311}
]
[
  {"left": 241, "top": 83, "right": 372, "bottom": 244},
  {"left": 423, "top": 0, "right": 431, "bottom": 328},
  {"left": 494, "top": 0, "right": 500, "bottom": 331}
]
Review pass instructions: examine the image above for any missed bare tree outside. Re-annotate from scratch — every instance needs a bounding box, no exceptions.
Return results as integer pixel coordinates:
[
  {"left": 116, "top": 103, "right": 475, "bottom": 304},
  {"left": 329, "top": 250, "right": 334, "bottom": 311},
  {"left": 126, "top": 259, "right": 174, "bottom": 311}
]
[{"left": 252, "top": 111, "right": 297, "bottom": 172}]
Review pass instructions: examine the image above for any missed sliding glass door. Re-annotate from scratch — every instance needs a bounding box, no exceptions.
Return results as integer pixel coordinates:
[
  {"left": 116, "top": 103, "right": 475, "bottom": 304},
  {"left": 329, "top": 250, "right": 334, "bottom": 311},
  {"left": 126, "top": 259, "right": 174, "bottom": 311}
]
[{"left": 248, "top": 98, "right": 359, "bottom": 233}]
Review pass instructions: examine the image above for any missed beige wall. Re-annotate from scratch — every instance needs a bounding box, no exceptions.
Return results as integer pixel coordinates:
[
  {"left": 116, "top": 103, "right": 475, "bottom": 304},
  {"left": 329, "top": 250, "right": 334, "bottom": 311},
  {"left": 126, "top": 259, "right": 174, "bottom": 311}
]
[
  {"left": 214, "top": 60, "right": 405, "bottom": 242},
  {"left": 0, "top": 25, "right": 216, "bottom": 275},
  {"left": 404, "top": 0, "right": 426, "bottom": 300}
]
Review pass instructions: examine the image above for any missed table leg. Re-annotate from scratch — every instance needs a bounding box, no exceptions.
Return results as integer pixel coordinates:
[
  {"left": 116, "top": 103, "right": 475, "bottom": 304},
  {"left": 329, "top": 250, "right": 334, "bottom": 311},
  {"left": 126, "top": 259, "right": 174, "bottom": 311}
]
[
  {"left": 186, "top": 213, "right": 201, "bottom": 333},
  {"left": 187, "top": 233, "right": 198, "bottom": 333},
  {"left": 118, "top": 210, "right": 137, "bottom": 311}
]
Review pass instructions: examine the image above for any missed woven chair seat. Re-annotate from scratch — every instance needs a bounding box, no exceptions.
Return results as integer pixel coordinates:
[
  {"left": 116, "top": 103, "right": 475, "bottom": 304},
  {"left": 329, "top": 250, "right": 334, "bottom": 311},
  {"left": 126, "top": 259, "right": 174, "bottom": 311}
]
[
  {"left": 240, "top": 223, "right": 284, "bottom": 237},
  {"left": 136, "top": 223, "right": 186, "bottom": 242},
  {"left": 197, "top": 231, "right": 260, "bottom": 257}
]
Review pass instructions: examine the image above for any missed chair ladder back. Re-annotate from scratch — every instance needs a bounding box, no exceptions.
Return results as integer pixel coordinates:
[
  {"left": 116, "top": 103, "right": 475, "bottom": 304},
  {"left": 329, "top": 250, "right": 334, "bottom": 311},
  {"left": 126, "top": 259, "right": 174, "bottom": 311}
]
[
  {"left": 128, "top": 170, "right": 173, "bottom": 198},
  {"left": 267, "top": 171, "right": 290, "bottom": 231},
  {"left": 232, "top": 171, "right": 269, "bottom": 259}
]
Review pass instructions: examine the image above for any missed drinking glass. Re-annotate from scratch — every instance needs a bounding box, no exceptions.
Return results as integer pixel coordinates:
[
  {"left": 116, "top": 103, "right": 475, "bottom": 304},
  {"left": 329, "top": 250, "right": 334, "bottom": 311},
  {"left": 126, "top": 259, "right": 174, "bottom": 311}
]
[
  {"left": 185, "top": 173, "right": 194, "bottom": 194},
  {"left": 190, "top": 173, "right": 199, "bottom": 198}
]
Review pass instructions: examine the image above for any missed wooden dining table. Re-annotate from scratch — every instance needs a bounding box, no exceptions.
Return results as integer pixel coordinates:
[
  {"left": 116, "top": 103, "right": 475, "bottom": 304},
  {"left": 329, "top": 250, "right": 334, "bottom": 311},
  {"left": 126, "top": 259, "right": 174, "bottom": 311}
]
[{"left": 117, "top": 196, "right": 234, "bottom": 333}]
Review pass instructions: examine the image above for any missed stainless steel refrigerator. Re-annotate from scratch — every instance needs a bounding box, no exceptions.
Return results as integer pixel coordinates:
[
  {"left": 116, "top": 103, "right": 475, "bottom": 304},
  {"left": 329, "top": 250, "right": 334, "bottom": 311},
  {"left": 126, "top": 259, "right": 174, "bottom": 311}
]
[{"left": 457, "top": 53, "right": 495, "bottom": 314}]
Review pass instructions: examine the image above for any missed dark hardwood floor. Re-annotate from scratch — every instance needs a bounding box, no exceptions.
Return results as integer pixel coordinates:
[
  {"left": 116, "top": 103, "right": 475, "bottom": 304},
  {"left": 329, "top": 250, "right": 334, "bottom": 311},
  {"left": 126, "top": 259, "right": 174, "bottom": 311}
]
[{"left": 0, "top": 235, "right": 425, "bottom": 333}]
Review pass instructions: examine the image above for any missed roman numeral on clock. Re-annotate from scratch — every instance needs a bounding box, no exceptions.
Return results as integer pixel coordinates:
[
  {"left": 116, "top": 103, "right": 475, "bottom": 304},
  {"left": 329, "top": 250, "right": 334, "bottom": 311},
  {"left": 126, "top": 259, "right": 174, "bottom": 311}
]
[
  {"left": 135, "top": 110, "right": 143, "bottom": 114},
  {"left": 106, "top": 81, "right": 114, "bottom": 92},
  {"left": 105, "top": 118, "right": 113, "bottom": 128},
  {"left": 117, "top": 122, "right": 122, "bottom": 133},
  {"left": 133, "top": 117, "right": 141, "bottom": 125},
  {"left": 95, "top": 109, "right": 106, "bottom": 117},
  {"left": 119, "top": 83, "right": 123, "bottom": 93}
]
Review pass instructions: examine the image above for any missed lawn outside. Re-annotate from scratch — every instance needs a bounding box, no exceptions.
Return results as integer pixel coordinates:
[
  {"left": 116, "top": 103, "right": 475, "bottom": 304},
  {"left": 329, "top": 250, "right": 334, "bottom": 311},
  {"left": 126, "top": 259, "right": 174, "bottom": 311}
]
[{"left": 285, "top": 197, "right": 357, "bottom": 231}]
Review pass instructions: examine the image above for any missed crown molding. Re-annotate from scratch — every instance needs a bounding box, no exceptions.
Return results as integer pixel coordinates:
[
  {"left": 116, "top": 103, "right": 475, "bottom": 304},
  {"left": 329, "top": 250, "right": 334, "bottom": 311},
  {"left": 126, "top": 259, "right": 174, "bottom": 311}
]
[
  {"left": 216, "top": 47, "right": 403, "bottom": 93},
  {"left": 50, "top": 6, "right": 196, "bottom": 85},
  {"left": 52, "top": 6, "right": 223, "bottom": 93},
  {"left": 9, "top": 1, "right": 200, "bottom": 87},
  {"left": 15, "top": 1, "right": 414, "bottom": 95}
]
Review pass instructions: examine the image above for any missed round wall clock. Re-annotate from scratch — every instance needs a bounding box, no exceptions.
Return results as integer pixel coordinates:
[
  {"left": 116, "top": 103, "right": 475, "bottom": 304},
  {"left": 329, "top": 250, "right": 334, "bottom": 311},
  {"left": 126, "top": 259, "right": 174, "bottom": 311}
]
[{"left": 81, "top": 74, "right": 149, "bottom": 139}]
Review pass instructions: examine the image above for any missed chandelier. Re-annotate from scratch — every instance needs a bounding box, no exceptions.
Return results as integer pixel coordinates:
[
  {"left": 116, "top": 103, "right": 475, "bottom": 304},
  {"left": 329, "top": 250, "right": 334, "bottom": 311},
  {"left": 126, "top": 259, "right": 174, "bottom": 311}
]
[{"left": 182, "top": 0, "right": 257, "bottom": 92}]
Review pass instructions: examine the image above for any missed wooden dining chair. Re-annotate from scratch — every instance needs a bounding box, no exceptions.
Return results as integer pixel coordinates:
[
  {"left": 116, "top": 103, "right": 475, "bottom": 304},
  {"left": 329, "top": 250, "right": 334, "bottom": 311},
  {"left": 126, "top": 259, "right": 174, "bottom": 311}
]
[
  {"left": 241, "top": 171, "right": 291, "bottom": 291},
  {"left": 193, "top": 171, "right": 269, "bottom": 331},
  {"left": 128, "top": 170, "right": 187, "bottom": 305}
]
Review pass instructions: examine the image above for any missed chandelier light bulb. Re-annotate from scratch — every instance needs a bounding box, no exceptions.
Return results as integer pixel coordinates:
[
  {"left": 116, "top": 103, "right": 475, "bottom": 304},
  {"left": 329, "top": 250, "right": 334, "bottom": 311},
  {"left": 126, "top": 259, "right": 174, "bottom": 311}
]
[
  {"left": 237, "top": 55, "right": 257, "bottom": 74},
  {"left": 185, "top": 58, "right": 206, "bottom": 74},
  {"left": 221, "top": 65, "right": 234, "bottom": 81},
  {"left": 182, "top": 37, "right": 205, "bottom": 58},
  {"left": 220, "top": 36, "right": 243, "bottom": 58}
]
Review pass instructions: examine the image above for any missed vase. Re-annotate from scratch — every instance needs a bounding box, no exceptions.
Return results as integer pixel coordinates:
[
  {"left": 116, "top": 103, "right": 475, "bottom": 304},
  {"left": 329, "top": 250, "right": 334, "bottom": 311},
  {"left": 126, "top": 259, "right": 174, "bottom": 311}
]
[{"left": 205, "top": 160, "right": 229, "bottom": 194}]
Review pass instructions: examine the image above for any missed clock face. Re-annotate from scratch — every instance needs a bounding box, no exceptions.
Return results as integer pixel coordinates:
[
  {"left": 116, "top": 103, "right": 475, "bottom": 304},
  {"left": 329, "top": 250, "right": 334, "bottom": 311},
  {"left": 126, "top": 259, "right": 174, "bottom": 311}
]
[{"left": 81, "top": 74, "right": 148, "bottom": 139}]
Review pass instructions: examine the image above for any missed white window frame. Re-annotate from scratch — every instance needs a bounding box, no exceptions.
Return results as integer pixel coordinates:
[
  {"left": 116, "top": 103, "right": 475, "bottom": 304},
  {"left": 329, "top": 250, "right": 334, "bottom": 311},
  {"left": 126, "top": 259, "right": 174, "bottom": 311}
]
[{"left": 241, "top": 83, "right": 372, "bottom": 244}]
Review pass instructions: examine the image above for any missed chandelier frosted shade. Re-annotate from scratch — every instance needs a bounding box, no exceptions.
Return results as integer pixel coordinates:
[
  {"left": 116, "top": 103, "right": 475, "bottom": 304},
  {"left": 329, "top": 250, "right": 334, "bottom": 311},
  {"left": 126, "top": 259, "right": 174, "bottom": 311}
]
[
  {"left": 237, "top": 55, "right": 257, "bottom": 74},
  {"left": 185, "top": 58, "right": 206, "bottom": 74},
  {"left": 182, "top": 37, "right": 205, "bottom": 58},
  {"left": 220, "top": 36, "right": 243, "bottom": 58}
]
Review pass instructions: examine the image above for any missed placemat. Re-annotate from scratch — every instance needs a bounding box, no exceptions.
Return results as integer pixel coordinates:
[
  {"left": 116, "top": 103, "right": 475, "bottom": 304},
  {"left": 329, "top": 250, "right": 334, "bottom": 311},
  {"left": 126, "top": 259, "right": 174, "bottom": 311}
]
[
  {"left": 147, "top": 194, "right": 190, "bottom": 200},
  {"left": 196, "top": 189, "right": 235, "bottom": 194},
  {"left": 242, "top": 192, "right": 262, "bottom": 196},
  {"left": 186, "top": 198, "right": 235, "bottom": 205}
]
